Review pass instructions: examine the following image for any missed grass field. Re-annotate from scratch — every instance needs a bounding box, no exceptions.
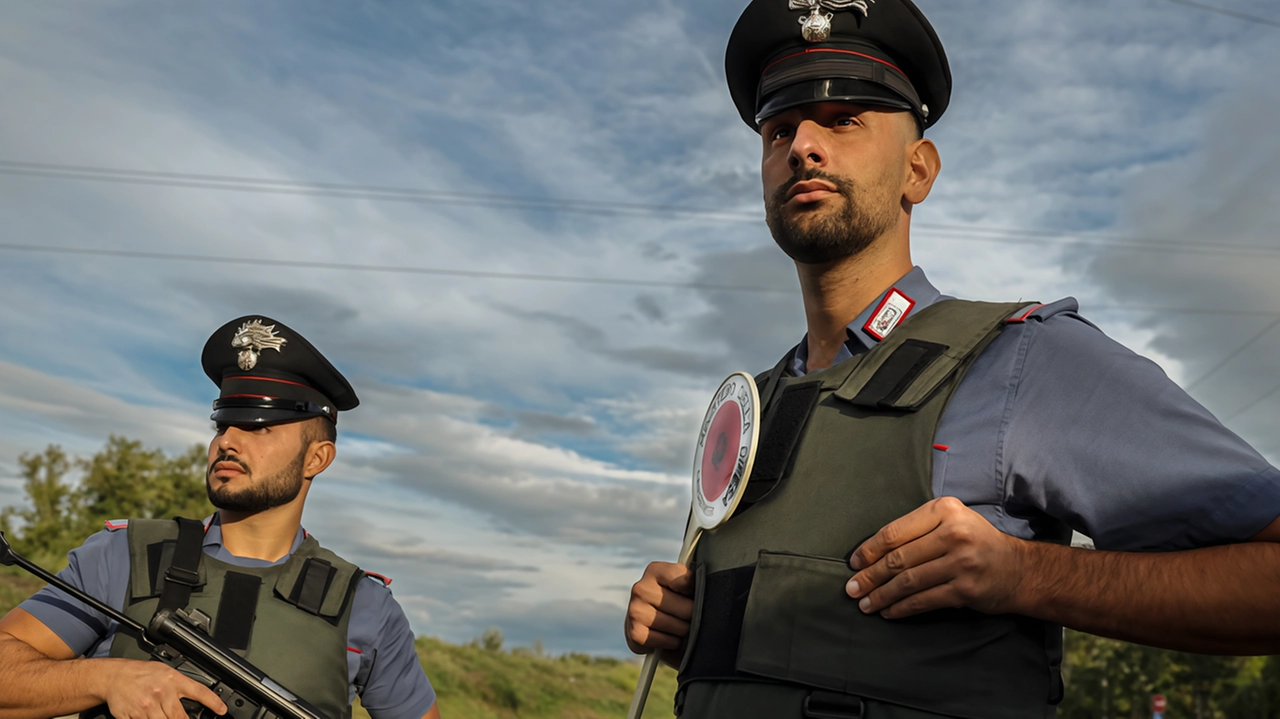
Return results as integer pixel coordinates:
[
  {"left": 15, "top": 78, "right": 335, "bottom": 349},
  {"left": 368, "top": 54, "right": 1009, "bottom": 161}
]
[
  {"left": 406, "top": 636, "right": 678, "bottom": 719},
  {"left": 1, "top": 568, "right": 679, "bottom": 719}
]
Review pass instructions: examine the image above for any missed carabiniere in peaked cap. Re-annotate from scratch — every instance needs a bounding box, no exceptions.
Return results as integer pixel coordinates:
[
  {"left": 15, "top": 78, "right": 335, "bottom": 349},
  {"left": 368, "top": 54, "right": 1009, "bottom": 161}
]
[
  {"left": 725, "top": 0, "right": 951, "bottom": 131},
  {"left": 202, "top": 316, "right": 359, "bottom": 426}
]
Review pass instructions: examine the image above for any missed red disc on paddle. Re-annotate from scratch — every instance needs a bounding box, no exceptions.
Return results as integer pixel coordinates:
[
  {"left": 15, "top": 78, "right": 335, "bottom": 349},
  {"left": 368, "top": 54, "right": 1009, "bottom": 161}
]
[
  {"left": 692, "top": 372, "right": 759, "bottom": 528},
  {"left": 699, "top": 400, "right": 742, "bottom": 503}
]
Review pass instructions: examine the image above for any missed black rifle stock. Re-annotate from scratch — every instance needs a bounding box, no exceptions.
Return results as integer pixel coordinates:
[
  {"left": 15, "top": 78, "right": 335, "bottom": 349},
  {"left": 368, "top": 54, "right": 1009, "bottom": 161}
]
[{"left": 0, "top": 530, "right": 330, "bottom": 719}]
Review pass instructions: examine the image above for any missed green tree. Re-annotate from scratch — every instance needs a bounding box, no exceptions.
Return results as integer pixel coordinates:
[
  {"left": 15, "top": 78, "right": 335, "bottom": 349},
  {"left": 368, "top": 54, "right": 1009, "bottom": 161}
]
[
  {"left": 0, "top": 446, "right": 76, "bottom": 559},
  {"left": 152, "top": 444, "right": 217, "bottom": 521},
  {"left": 1059, "top": 629, "right": 1280, "bottom": 719},
  {"left": 75, "top": 436, "right": 165, "bottom": 529},
  {"left": 74, "top": 436, "right": 212, "bottom": 538},
  {"left": 2, "top": 438, "right": 213, "bottom": 560}
]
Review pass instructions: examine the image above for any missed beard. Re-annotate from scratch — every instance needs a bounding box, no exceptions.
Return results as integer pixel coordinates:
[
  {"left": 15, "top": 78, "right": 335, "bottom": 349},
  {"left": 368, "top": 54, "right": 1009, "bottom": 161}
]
[
  {"left": 764, "top": 168, "right": 898, "bottom": 265},
  {"left": 206, "top": 449, "right": 306, "bottom": 513}
]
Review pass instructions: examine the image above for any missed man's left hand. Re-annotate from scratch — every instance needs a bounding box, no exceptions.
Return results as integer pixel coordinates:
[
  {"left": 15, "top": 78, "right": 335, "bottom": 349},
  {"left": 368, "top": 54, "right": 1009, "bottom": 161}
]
[{"left": 846, "top": 497, "right": 1028, "bottom": 618}]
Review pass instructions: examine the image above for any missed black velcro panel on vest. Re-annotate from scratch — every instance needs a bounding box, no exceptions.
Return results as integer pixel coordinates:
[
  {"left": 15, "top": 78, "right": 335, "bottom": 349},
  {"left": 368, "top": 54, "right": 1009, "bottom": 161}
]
[
  {"left": 679, "top": 565, "right": 756, "bottom": 684},
  {"left": 213, "top": 572, "right": 262, "bottom": 651},
  {"left": 145, "top": 540, "right": 177, "bottom": 597},
  {"left": 287, "top": 558, "right": 337, "bottom": 616},
  {"left": 158, "top": 518, "right": 205, "bottom": 613},
  {"left": 744, "top": 382, "right": 822, "bottom": 507},
  {"left": 850, "top": 339, "right": 948, "bottom": 410}
]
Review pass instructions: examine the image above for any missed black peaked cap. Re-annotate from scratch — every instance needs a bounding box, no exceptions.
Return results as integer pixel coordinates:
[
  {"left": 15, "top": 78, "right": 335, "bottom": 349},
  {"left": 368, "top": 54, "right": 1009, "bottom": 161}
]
[
  {"left": 202, "top": 316, "right": 358, "bottom": 426},
  {"left": 726, "top": 0, "right": 951, "bottom": 131}
]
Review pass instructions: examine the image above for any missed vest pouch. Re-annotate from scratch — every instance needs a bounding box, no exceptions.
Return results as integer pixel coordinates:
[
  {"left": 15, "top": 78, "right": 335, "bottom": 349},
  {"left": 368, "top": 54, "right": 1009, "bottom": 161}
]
[{"left": 737, "top": 552, "right": 1053, "bottom": 719}]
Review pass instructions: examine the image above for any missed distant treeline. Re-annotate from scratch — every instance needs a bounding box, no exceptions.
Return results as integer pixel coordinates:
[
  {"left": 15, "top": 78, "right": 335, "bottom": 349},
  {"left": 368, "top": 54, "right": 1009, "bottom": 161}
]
[
  {"left": 1, "top": 437, "right": 213, "bottom": 565},
  {"left": 3, "top": 440, "right": 1279, "bottom": 717}
]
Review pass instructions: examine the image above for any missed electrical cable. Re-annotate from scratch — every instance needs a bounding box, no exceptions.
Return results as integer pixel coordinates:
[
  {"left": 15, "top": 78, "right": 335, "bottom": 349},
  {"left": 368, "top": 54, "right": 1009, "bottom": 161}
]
[
  {"left": 0, "top": 243, "right": 792, "bottom": 294},
  {"left": 4, "top": 242, "right": 1280, "bottom": 318},
  {"left": 1184, "top": 317, "right": 1280, "bottom": 391},
  {"left": 1157, "top": 0, "right": 1280, "bottom": 28},
  {"left": 3, "top": 160, "right": 1280, "bottom": 258},
  {"left": 1223, "top": 383, "right": 1280, "bottom": 423}
]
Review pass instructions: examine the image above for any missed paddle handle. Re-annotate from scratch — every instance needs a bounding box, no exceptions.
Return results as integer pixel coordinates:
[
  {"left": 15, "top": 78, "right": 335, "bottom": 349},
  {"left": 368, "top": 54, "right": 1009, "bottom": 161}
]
[
  {"left": 626, "top": 524, "right": 703, "bottom": 719},
  {"left": 627, "top": 652, "right": 662, "bottom": 719}
]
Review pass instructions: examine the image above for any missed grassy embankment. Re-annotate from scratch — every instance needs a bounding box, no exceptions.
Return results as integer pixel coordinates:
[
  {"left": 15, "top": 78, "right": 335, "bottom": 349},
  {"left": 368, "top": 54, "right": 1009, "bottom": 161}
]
[{"left": 1, "top": 568, "right": 679, "bottom": 719}]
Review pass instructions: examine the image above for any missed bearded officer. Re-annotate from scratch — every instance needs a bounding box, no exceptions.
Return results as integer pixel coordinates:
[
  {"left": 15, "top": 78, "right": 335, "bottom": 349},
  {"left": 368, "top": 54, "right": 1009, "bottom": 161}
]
[
  {"left": 0, "top": 316, "right": 440, "bottom": 719},
  {"left": 624, "top": 1, "right": 1280, "bottom": 717}
]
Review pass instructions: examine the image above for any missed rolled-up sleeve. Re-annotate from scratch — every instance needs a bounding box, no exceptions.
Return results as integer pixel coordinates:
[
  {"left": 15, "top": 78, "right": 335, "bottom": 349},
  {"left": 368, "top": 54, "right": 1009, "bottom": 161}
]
[
  {"left": 18, "top": 528, "right": 129, "bottom": 655},
  {"left": 1001, "top": 313, "right": 1280, "bottom": 551},
  {"left": 347, "top": 578, "right": 436, "bottom": 719}
]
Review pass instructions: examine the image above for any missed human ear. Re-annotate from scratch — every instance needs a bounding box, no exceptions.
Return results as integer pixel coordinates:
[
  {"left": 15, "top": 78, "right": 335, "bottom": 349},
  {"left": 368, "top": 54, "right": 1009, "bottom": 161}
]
[
  {"left": 303, "top": 439, "right": 336, "bottom": 480},
  {"left": 903, "top": 137, "right": 941, "bottom": 205}
]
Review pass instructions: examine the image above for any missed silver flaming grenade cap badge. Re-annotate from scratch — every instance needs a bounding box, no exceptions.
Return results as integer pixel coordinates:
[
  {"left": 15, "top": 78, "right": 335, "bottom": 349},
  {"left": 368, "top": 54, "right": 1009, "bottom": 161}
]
[
  {"left": 230, "top": 320, "right": 287, "bottom": 371},
  {"left": 788, "top": 0, "right": 876, "bottom": 43}
]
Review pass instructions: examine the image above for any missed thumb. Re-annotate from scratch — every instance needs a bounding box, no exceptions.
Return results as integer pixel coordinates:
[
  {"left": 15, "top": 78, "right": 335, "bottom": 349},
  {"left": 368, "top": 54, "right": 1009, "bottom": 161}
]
[{"left": 660, "top": 564, "right": 695, "bottom": 595}]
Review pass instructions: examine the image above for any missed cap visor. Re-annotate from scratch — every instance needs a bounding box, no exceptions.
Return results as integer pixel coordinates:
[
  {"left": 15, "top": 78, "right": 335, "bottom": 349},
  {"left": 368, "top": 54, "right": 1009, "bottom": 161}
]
[
  {"left": 757, "top": 78, "right": 915, "bottom": 125},
  {"left": 210, "top": 407, "right": 321, "bottom": 426}
]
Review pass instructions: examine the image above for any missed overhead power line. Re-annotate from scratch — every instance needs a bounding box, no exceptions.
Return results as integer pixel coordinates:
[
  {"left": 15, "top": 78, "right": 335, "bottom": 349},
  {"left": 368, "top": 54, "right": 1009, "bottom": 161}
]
[
  {"left": 3, "top": 159, "right": 1280, "bottom": 259},
  {"left": 1185, "top": 316, "right": 1280, "bottom": 391},
  {"left": 4, "top": 242, "right": 1280, "bottom": 318},
  {"left": 0, "top": 160, "right": 758, "bottom": 223},
  {"left": 0, "top": 243, "right": 792, "bottom": 294},
  {"left": 1158, "top": 0, "right": 1280, "bottom": 28},
  {"left": 1224, "top": 383, "right": 1280, "bottom": 422}
]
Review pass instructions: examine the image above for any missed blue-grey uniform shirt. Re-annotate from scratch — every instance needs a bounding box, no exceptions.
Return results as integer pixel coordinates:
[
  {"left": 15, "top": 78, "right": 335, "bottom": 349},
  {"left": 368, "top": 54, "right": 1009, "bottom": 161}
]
[
  {"left": 789, "top": 267, "right": 1280, "bottom": 550},
  {"left": 19, "top": 514, "right": 436, "bottom": 719}
]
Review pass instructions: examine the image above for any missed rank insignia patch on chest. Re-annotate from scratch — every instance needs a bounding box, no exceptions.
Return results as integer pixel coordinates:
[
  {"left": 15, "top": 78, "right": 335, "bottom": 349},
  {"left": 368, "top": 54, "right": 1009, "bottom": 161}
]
[
  {"left": 863, "top": 288, "right": 916, "bottom": 341},
  {"left": 231, "top": 319, "right": 288, "bottom": 371}
]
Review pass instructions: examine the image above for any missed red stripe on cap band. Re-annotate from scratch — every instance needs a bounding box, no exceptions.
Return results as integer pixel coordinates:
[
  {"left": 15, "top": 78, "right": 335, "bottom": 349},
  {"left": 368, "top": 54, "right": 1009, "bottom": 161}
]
[
  {"left": 221, "top": 394, "right": 278, "bottom": 400},
  {"left": 233, "top": 375, "right": 313, "bottom": 390},
  {"left": 763, "top": 48, "right": 908, "bottom": 81}
]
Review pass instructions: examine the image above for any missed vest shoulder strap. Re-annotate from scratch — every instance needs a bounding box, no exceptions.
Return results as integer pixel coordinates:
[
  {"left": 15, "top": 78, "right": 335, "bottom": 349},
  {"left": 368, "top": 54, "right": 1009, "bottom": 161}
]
[
  {"left": 125, "top": 518, "right": 209, "bottom": 604},
  {"left": 274, "top": 536, "right": 363, "bottom": 619},
  {"left": 835, "top": 299, "right": 1030, "bottom": 410},
  {"left": 157, "top": 518, "right": 205, "bottom": 613}
]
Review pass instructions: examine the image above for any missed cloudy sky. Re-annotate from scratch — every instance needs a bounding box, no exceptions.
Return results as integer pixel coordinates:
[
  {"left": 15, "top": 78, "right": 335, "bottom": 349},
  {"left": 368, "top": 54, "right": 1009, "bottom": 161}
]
[{"left": 1, "top": 0, "right": 1278, "bottom": 656}]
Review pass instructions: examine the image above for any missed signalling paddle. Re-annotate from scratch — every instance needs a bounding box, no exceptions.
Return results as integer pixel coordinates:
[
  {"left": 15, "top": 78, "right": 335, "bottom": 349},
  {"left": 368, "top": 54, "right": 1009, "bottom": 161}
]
[{"left": 626, "top": 372, "right": 760, "bottom": 719}]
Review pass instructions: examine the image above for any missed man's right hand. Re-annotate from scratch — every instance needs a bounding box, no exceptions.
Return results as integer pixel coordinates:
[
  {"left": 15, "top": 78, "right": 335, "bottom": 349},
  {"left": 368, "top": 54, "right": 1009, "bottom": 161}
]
[
  {"left": 625, "top": 562, "right": 694, "bottom": 655},
  {"left": 0, "top": 609, "right": 228, "bottom": 719},
  {"left": 100, "top": 658, "right": 228, "bottom": 719}
]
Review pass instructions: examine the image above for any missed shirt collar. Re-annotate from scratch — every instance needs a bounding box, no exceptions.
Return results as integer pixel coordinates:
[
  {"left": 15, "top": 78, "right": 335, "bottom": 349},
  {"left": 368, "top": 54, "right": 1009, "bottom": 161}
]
[
  {"left": 201, "top": 512, "right": 308, "bottom": 568},
  {"left": 791, "top": 266, "right": 948, "bottom": 376}
]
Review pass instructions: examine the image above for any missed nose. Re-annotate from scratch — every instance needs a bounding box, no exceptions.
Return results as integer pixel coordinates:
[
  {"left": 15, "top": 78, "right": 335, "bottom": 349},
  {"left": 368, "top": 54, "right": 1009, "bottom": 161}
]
[
  {"left": 788, "top": 120, "right": 828, "bottom": 173},
  {"left": 216, "top": 426, "right": 247, "bottom": 452}
]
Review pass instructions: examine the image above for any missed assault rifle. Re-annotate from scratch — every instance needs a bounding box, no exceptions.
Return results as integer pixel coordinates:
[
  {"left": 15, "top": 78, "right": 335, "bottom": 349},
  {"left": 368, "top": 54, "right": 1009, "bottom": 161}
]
[{"left": 0, "top": 531, "right": 329, "bottom": 719}]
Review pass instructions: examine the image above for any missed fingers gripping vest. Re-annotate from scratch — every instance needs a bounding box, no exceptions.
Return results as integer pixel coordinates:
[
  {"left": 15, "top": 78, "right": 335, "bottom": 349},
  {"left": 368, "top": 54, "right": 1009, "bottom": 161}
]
[
  {"left": 104, "top": 519, "right": 362, "bottom": 719},
  {"left": 678, "top": 300, "right": 1068, "bottom": 719}
]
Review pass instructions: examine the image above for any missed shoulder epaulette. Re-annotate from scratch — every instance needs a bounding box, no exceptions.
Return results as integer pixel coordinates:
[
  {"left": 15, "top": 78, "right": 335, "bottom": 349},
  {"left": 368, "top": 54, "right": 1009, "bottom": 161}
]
[
  {"left": 363, "top": 571, "right": 392, "bottom": 587},
  {"left": 1005, "top": 298, "right": 1079, "bottom": 324},
  {"left": 104, "top": 519, "right": 129, "bottom": 532}
]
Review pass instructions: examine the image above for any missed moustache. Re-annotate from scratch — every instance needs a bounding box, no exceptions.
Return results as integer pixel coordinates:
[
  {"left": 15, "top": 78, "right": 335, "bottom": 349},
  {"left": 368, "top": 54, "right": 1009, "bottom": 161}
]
[
  {"left": 208, "top": 454, "right": 250, "bottom": 478},
  {"left": 773, "top": 169, "right": 850, "bottom": 205}
]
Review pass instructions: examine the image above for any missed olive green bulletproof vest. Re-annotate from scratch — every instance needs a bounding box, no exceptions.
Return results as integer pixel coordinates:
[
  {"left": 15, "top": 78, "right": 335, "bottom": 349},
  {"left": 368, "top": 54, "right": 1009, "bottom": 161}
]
[
  {"left": 104, "top": 519, "right": 361, "bottom": 719},
  {"left": 678, "top": 300, "right": 1067, "bottom": 719}
]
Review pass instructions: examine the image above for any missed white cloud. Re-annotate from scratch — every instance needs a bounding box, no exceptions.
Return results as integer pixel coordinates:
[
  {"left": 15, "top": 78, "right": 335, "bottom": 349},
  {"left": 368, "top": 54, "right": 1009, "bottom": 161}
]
[{"left": 2, "top": 0, "right": 1278, "bottom": 654}]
